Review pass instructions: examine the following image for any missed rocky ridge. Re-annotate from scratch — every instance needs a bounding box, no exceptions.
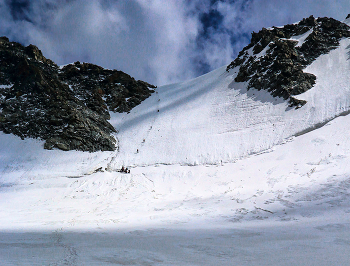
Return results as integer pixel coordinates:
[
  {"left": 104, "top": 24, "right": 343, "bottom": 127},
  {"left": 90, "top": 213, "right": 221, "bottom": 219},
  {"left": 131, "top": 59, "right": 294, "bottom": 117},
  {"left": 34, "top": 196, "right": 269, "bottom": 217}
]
[
  {"left": 0, "top": 37, "right": 155, "bottom": 151},
  {"left": 227, "top": 16, "right": 350, "bottom": 107}
]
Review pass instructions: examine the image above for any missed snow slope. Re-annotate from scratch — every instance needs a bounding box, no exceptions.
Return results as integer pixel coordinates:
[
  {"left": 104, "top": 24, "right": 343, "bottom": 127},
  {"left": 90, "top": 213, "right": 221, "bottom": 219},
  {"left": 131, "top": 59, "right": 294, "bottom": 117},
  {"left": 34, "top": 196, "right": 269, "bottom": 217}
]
[
  {"left": 109, "top": 37, "right": 350, "bottom": 167},
  {"left": 2, "top": 35, "right": 350, "bottom": 175},
  {"left": 1, "top": 113, "right": 350, "bottom": 230},
  {"left": 1, "top": 30, "right": 350, "bottom": 265}
]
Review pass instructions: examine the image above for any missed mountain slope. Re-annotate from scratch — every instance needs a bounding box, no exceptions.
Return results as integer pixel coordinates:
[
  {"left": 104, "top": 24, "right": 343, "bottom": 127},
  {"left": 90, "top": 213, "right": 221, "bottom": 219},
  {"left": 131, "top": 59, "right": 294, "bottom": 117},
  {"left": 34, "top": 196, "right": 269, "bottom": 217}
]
[
  {"left": 109, "top": 33, "right": 350, "bottom": 167},
  {"left": 1, "top": 16, "right": 350, "bottom": 265},
  {"left": 0, "top": 37, "right": 155, "bottom": 152},
  {"left": 227, "top": 16, "right": 350, "bottom": 107},
  {"left": 1, "top": 16, "right": 350, "bottom": 174},
  {"left": 1, "top": 15, "right": 350, "bottom": 233}
]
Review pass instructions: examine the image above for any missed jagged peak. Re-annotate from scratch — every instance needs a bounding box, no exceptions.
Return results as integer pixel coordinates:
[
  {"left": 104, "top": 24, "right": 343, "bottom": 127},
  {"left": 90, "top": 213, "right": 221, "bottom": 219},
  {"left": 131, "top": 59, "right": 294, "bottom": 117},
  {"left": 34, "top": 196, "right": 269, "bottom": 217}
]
[
  {"left": 0, "top": 37, "right": 156, "bottom": 152},
  {"left": 227, "top": 16, "right": 350, "bottom": 108}
]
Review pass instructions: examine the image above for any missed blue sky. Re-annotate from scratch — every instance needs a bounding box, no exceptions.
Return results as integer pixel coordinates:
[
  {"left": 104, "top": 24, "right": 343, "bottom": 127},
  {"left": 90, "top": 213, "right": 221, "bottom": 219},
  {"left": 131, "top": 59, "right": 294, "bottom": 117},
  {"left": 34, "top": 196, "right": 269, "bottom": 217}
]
[{"left": 1, "top": 0, "right": 349, "bottom": 85}]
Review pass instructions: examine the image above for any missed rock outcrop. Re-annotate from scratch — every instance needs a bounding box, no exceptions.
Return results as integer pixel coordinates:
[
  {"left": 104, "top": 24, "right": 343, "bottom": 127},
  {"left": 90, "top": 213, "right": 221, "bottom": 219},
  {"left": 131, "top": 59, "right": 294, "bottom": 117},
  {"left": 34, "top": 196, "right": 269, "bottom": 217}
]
[
  {"left": 0, "top": 37, "right": 155, "bottom": 151},
  {"left": 59, "top": 62, "right": 156, "bottom": 116},
  {"left": 227, "top": 16, "right": 350, "bottom": 108}
]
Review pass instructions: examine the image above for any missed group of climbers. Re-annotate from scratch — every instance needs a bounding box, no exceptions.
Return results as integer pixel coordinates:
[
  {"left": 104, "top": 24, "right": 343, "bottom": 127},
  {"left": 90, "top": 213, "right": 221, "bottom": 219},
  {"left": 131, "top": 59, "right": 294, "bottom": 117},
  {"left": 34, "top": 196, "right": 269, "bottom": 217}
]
[{"left": 120, "top": 166, "right": 130, "bottom": 174}]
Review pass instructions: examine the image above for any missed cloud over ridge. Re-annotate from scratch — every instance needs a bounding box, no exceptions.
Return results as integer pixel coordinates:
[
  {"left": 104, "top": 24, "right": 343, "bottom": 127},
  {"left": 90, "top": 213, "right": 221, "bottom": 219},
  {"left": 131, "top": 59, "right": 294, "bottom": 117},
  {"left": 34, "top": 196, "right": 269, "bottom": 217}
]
[{"left": 1, "top": 0, "right": 349, "bottom": 85}]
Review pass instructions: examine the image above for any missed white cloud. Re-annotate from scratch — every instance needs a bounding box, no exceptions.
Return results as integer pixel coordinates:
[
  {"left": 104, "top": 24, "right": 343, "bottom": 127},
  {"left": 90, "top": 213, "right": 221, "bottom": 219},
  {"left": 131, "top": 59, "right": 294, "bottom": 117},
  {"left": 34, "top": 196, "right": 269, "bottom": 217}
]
[
  {"left": 21, "top": 0, "right": 204, "bottom": 85},
  {"left": 135, "top": 0, "right": 201, "bottom": 84}
]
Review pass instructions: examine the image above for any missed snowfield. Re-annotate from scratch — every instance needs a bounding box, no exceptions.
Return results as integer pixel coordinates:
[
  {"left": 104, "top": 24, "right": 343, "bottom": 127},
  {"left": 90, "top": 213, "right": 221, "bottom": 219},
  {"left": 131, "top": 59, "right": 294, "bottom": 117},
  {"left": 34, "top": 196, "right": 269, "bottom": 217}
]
[
  {"left": 110, "top": 38, "right": 350, "bottom": 167},
  {"left": 1, "top": 30, "right": 350, "bottom": 265}
]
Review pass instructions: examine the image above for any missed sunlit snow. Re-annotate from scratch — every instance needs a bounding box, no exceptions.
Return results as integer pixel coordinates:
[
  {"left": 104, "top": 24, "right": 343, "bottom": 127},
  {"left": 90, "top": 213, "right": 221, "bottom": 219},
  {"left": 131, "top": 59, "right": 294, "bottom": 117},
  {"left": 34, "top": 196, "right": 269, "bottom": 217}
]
[{"left": 1, "top": 34, "right": 350, "bottom": 265}]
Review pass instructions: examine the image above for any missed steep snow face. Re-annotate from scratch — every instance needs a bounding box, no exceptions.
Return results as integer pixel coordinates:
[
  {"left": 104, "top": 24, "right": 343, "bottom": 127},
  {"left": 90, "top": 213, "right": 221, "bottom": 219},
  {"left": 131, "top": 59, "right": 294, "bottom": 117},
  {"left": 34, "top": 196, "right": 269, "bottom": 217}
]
[
  {"left": 109, "top": 37, "right": 350, "bottom": 167},
  {"left": 290, "top": 28, "right": 313, "bottom": 47},
  {"left": 1, "top": 36, "right": 350, "bottom": 176}
]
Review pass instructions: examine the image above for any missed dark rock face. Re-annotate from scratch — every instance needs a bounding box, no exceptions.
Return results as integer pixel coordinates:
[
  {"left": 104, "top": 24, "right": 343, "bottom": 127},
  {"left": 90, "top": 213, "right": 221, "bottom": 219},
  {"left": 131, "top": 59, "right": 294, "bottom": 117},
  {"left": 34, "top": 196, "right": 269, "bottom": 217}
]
[
  {"left": 227, "top": 16, "right": 350, "bottom": 108},
  {"left": 0, "top": 37, "right": 155, "bottom": 151},
  {"left": 59, "top": 62, "right": 156, "bottom": 116}
]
